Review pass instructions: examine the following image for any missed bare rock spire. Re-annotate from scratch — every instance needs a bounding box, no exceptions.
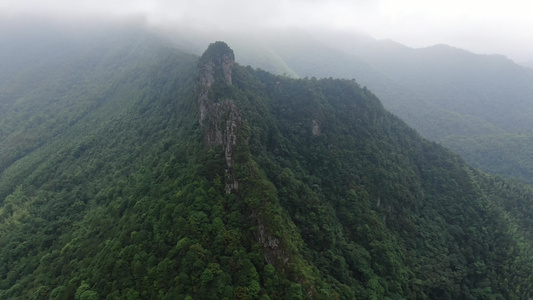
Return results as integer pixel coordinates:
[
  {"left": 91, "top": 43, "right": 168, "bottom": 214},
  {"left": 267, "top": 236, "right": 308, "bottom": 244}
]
[
  {"left": 198, "top": 41, "right": 234, "bottom": 88},
  {"left": 197, "top": 42, "right": 241, "bottom": 194}
]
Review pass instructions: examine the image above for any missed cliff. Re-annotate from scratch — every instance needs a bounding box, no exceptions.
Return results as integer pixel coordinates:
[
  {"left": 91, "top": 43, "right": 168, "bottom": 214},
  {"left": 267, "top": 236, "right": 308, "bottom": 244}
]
[{"left": 197, "top": 41, "right": 241, "bottom": 193}]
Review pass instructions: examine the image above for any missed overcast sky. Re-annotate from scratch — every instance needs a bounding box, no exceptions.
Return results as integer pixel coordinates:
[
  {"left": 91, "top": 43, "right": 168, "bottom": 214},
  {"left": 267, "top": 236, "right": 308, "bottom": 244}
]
[{"left": 1, "top": 0, "right": 532, "bottom": 62}]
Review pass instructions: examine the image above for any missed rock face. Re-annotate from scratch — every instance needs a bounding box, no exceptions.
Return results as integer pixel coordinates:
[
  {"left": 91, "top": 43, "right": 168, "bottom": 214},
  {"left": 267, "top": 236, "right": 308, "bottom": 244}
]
[
  {"left": 198, "top": 41, "right": 234, "bottom": 89},
  {"left": 197, "top": 42, "right": 241, "bottom": 194},
  {"left": 198, "top": 42, "right": 236, "bottom": 127},
  {"left": 312, "top": 119, "right": 321, "bottom": 136}
]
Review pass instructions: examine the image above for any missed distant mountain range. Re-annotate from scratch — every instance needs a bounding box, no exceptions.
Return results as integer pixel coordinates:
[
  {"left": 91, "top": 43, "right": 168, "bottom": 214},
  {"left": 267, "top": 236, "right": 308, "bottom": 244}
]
[{"left": 521, "top": 60, "right": 533, "bottom": 69}]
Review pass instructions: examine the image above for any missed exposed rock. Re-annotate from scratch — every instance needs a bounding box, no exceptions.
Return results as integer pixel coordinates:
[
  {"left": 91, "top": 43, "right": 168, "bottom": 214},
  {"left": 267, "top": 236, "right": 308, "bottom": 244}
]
[
  {"left": 198, "top": 41, "right": 234, "bottom": 88},
  {"left": 198, "top": 90, "right": 210, "bottom": 126},
  {"left": 202, "top": 100, "right": 241, "bottom": 147},
  {"left": 197, "top": 41, "right": 240, "bottom": 193},
  {"left": 256, "top": 223, "right": 288, "bottom": 265},
  {"left": 312, "top": 119, "right": 321, "bottom": 135},
  {"left": 201, "top": 100, "right": 241, "bottom": 194},
  {"left": 197, "top": 41, "right": 236, "bottom": 126},
  {"left": 221, "top": 55, "right": 234, "bottom": 85},
  {"left": 198, "top": 60, "right": 215, "bottom": 88}
]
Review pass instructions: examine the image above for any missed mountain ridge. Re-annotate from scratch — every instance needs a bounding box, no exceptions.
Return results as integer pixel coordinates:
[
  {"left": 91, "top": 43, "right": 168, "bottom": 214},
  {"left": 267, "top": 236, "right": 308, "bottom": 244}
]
[
  {"left": 201, "top": 27, "right": 533, "bottom": 184},
  {"left": 1, "top": 23, "right": 533, "bottom": 299}
]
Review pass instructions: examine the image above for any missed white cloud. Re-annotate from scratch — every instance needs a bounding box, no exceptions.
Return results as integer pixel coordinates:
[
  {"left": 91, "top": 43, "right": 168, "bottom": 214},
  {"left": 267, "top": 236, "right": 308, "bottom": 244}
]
[{"left": 0, "top": 0, "right": 532, "bottom": 61}]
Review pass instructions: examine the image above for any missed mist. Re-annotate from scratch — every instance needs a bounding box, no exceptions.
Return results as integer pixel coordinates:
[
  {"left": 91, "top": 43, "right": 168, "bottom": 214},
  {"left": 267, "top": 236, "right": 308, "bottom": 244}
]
[{"left": 1, "top": 0, "right": 532, "bottom": 63}]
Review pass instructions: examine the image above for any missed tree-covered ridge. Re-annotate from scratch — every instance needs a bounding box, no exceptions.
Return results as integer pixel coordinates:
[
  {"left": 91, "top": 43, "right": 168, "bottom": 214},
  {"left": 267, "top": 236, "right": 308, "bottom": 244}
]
[
  {"left": 218, "top": 29, "right": 533, "bottom": 184},
  {"left": 228, "top": 65, "right": 533, "bottom": 299},
  {"left": 442, "top": 133, "right": 533, "bottom": 184},
  {"left": 1, "top": 27, "right": 533, "bottom": 299}
]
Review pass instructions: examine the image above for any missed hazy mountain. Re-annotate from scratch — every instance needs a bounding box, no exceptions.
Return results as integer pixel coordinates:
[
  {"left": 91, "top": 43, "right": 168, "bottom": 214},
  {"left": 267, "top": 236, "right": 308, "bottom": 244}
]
[
  {"left": 280, "top": 29, "right": 533, "bottom": 135},
  {"left": 521, "top": 60, "right": 533, "bottom": 69},
  {"left": 208, "top": 28, "right": 533, "bottom": 183},
  {"left": 316, "top": 32, "right": 533, "bottom": 184},
  {"left": 1, "top": 20, "right": 533, "bottom": 299}
]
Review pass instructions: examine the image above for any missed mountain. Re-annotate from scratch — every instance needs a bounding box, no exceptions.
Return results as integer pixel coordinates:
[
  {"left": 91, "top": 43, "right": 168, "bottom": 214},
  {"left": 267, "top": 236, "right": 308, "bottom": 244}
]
[
  {"left": 521, "top": 60, "right": 533, "bottom": 69},
  {"left": 211, "top": 28, "right": 533, "bottom": 184},
  {"left": 2, "top": 21, "right": 533, "bottom": 299},
  {"left": 325, "top": 37, "right": 533, "bottom": 184},
  {"left": 441, "top": 132, "right": 533, "bottom": 182},
  {"left": 302, "top": 30, "right": 533, "bottom": 135}
]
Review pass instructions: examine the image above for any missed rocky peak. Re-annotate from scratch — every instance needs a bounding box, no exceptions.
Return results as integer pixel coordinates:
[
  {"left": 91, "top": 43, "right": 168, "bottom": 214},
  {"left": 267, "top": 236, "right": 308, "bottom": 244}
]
[
  {"left": 198, "top": 41, "right": 235, "bottom": 88},
  {"left": 197, "top": 42, "right": 241, "bottom": 194},
  {"left": 197, "top": 41, "right": 236, "bottom": 126}
]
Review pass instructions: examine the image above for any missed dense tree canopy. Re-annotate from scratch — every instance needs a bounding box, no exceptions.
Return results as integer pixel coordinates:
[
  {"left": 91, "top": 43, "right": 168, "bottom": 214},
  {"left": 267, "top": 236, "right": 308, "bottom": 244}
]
[
  {"left": 224, "top": 30, "right": 533, "bottom": 184},
  {"left": 1, "top": 24, "right": 533, "bottom": 299}
]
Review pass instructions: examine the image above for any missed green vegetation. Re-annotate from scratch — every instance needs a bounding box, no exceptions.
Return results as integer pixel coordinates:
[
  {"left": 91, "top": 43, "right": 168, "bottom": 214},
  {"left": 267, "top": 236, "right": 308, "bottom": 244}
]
[
  {"left": 226, "top": 29, "right": 533, "bottom": 184},
  {"left": 1, "top": 24, "right": 533, "bottom": 299},
  {"left": 442, "top": 133, "right": 533, "bottom": 184}
]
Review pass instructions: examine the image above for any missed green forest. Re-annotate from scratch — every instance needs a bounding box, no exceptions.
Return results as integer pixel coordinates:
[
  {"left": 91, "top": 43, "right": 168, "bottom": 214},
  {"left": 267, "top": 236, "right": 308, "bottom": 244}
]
[
  {"left": 216, "top": 29, "right": 533, "bottom": 185},
  {"left": 1, "top": 24, "right": 533, "bottom": 299}
]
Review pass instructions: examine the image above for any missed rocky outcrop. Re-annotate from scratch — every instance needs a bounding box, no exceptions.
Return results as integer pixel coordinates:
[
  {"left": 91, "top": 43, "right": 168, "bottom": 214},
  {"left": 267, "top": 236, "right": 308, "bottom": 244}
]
[
  {"left": 311, "top": 119, "right": 321, "bottom": 136},
  {"left": 197, "top": 42, "right": 240, "bottom": 194},
  {"left": 256, "top": 223, "right": 288, "bottom": 266},
  {"left": 198, "top": 42, "right": 235, "bottom": 127},
  {"left": 198, "top": 41, "right": 234, "bottom": 89},
  {"left": 202, "top": 100, "right": 241, "bottom": 194}
]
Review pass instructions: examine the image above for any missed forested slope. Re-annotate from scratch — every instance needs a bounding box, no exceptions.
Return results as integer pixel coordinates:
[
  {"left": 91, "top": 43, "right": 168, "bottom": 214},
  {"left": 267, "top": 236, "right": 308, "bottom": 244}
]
[
  {"left": 1, "top": 23, "right": 533, "bottom": 299},
  {"left": 221, "top": 29, "right": 533, "bottom": 184}
]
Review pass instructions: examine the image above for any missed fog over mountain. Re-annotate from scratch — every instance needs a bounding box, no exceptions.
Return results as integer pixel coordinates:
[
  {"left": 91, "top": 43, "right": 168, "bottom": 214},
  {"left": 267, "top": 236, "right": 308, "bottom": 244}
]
[
  {"left": 1, "top": 0, "right": 532, "bottom": 63},
  {"left": 3, "top": 4, "right": 533, "bottom": 185}
]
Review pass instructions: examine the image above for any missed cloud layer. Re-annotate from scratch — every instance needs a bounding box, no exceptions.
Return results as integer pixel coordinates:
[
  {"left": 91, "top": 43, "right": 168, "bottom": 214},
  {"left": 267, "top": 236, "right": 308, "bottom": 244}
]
[{"left": 1, "top": 0, "right": 532, "bottom": 62}]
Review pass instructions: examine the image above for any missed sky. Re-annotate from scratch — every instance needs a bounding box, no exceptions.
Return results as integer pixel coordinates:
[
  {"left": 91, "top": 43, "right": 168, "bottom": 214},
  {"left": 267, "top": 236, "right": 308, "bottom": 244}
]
[{"left": 1, "top": 0, "right": 532, "bottom": 62}]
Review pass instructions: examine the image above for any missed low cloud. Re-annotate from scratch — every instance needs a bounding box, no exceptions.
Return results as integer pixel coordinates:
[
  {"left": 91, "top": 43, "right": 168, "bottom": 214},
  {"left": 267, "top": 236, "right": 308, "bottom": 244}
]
[{"left": 1, "top": 0, "right": 532, "bottom": 61}]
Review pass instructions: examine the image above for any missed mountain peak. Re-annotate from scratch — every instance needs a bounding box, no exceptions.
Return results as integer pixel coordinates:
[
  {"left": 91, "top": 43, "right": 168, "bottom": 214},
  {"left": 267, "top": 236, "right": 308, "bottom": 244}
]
[
  {"left": 198, "top": 41, "right": 235, "bottom": 87},
  {"left": 196, "top": 42, "right": 242, "bottom": 193}
]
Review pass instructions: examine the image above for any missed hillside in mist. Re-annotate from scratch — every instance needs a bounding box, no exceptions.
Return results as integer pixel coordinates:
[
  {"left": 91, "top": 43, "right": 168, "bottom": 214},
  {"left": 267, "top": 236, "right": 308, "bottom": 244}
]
[
  {"left": 521, "top": 61, "right": 533, "bottom": 69},
  {"left": 187, "top": 28, "right": 533, "bottom": 184},
  {"left": 1, "top": 20, "right": 533, "bottom": 299}
]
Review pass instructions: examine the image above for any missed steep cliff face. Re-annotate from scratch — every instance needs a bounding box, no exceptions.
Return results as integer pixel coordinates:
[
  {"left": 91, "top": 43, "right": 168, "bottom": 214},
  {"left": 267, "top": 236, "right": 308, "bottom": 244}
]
[
  {"left": 197, "top": 41, "right": 241, "bottom": 193},
  {"left": 198, "top": 41, "right": 234, "bottom": 88}
]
